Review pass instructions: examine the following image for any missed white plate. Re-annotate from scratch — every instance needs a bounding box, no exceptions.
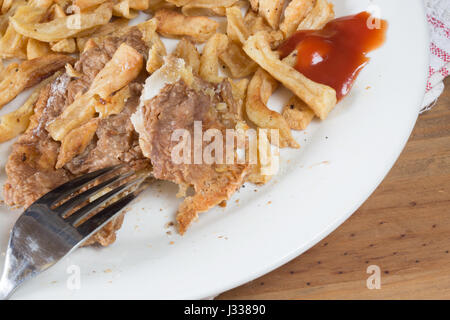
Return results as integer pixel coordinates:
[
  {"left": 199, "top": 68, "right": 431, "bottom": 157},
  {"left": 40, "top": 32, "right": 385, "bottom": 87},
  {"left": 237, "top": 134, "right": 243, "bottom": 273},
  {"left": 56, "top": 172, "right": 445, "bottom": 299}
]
[{"left": 0, "top": 0, "right": 429, "bottom": 299}]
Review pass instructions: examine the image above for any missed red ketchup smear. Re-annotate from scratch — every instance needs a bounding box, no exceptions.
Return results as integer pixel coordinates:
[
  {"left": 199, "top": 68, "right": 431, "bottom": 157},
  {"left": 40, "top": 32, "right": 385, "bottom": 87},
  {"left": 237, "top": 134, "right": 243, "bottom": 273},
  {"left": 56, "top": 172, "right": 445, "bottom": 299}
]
[{"left": 278, "top": 11, "right": 388, "bottom": 100}]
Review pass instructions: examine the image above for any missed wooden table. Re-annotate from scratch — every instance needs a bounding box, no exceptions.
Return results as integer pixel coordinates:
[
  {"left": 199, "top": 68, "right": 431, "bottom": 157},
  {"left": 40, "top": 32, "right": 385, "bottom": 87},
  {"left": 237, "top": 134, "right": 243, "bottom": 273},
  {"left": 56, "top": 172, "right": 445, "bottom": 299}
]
[{"left": 218, "top": 77, "right": 450, "bottom": 300}]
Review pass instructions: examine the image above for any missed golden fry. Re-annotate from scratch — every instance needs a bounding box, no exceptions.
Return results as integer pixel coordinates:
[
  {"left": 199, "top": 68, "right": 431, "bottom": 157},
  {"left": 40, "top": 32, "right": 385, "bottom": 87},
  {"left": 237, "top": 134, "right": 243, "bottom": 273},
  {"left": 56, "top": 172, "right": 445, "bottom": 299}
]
[
  {"left": 280, "top": 0, "right": 314, "bottom": 37},
  {"left": 243, "top": 32, "right": 336, "bottom": 120},
  {"left": 146, "top": 0, "right": 176, "bottom": 13},
  {"left": 0, "top": 72, "right": 60, "bottom": 143},
  {"left": 65, "top": 63, "right": 82, "bottom": 78},
  {"left": 0, "top": 54, "right": 74, "bottom": 109},
  {"left": 48, "top": 94, "right": 97, "bottom": 142},
  {"left": 145, "top": 0, "right": 176, "bottom": 13},
  {"left": 10, "top": 3, "right": 113, "bottom": 42},
  {"left": 181, "top": 0, "right": 239, "bottom": 16},
  {"left": 49, "top": 43, "right": 143, "bottom": 141},
  {"left": 0, "top": 4, "right": 47, "bottom": 59},
  {"left": 258, "top": 0, "right": 285, "bottom": 29},
  {"left": 297, "top": 0, "right": 334, "bottom": 30},
  {"left": 1, "top": 0, "right": 13, "bottom": 14},
  {"left": 226, "top": 6, "right": 248, "bottom": 44},
  {"left": 199, "top": 33, "right": 228, "bottom": 83},
  {"left": 154, "top": 9, "right": 219, "bottom": 43},
  {"left": 113, "top": 0, "right": 139, "bottom": 19},
  {"left": 88, "top": 43, "right": 144, "bottom": 99},
  {"left": 282, "top": 96, "right": 315, "bottom": 130},
  {"left": 48, "top": 3, "right": 67, "bottom": 19},
  {"left": 0, "top": 0, "right": 26, "bottom": 35},
  {"left": 146, "top": 30, "right": 167, "bottom": 73},
  {"left": 27, "top": 39, "right": 51, "bottom": 59},
  {"left": 76, "top": 18, "right": 129, "bottom": 51},
  {"left": 219, "top": 42, "right": 257, "bottom": 78},
  {"left": 173, "top": 38, "right": 201, "bottom": 74},
  {"left": 94, "top": 85, "right": 131, "bottom": 118},
  {"left": 229, "top": 78, "right": 249, "bottom": 119},
  {"left": 249, "top": 0, "right": 258, "bottom": 11},
  {"left": 243, "top": 9, "right": 284, "bottom": 48},
  {"left": 165, "top": 0, "right": 191, "bottom": 6},
  {"left": 129, "top": 0, "right": 150, "bottom": 10},
  {"left": 51, "top": 38, "right": 77, "bottom": 53},
  {"left": 56, "top": 119, "right": 99, "bottom": 169},
  {"left": 246, "top": 68, "right": 299, "bottom": 148},
  {"left": 73, "top": 0, "right": 108, "bottom": 10}
]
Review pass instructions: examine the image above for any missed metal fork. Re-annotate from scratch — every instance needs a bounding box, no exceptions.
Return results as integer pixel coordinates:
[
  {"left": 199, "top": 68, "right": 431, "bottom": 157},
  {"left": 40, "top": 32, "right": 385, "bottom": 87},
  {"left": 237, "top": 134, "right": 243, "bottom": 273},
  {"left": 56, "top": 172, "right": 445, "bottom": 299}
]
[{"left": 0, "top": 165, "right": 150, "bottom": 300}]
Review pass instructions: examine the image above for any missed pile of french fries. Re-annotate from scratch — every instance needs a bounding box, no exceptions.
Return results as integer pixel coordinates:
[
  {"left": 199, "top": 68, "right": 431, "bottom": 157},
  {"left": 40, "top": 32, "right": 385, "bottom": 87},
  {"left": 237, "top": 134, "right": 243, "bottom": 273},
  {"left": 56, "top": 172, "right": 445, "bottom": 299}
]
[{"left": 0, "top": 0, "right": 338, "bottom": 181}]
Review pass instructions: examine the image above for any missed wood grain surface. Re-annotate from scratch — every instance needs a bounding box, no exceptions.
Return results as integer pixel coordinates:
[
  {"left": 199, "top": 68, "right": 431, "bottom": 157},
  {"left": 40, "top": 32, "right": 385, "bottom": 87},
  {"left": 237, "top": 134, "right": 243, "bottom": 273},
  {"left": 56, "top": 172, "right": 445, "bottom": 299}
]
[{"left": 218, "top": 77, "right": 450, "bottom": 300}]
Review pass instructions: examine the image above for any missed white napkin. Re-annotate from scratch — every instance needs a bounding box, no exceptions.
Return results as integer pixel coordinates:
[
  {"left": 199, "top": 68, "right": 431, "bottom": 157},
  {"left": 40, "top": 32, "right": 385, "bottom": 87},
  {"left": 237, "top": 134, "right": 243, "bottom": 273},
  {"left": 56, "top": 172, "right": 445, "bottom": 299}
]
[{"left": 422, "top": 0, "right": 450, "bottom": 112}]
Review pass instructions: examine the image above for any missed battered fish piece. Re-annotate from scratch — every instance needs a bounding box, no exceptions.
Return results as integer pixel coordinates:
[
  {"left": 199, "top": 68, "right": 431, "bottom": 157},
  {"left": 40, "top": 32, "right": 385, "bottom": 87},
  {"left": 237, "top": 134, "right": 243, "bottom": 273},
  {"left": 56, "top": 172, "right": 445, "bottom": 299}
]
[
  {"left": 4, "top": 28, "right": 151, "bottom": 246},
  {"left": 133, "top": 58, "right": 249, "bottom": 234}
]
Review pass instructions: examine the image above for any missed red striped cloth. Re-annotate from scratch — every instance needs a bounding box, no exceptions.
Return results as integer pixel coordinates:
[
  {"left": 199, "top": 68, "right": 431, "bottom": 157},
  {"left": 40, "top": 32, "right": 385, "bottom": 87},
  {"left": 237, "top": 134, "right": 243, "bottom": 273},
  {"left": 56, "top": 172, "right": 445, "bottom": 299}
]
[{"left": 422, "top": 0, "right": 450, "bottom": 111}]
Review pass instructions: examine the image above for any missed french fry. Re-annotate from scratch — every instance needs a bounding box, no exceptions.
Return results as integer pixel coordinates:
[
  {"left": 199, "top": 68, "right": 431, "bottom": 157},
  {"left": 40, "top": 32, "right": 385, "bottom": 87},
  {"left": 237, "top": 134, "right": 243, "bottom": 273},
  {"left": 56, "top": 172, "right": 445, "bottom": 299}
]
[
  {"left": 0, "top": 26, "right": 28, "bottom": 59},
  {"left": 297, "top": 0, "right": 334, "bottom": 31},
  {"left": 47, "top": 4, "right": 67, "bottom": 20},
  {"left": 246, "top": 68, "right": 299, "bottom": 148},
  {"left": 31, "top": 0, "right": 61, "bottom": 10},
  {"left": 181, "top": 0, "right": 239, "bottom": 17},
  {"left": 73, "top": 0, "right": 108, "bottom": 11},
  {"left": 53, "top": 0, "right": 72, "bottom": 8},
  {"left": 27, "top": 39, "right": 51, "bottom": 59},
  {"left": 243, "top": 9, "right": 284, "bottom": 48},
  {"left": 56, "top": 118, "right": 99, "bottom": 169},
  {"left": 0, "top": 54, "right": 75, "bottom": 109},
  {"left": 154, "top": 9, "right": 219, "bottom": 43},
  {"left": 146, "top": 0, "right": 176, "bottom": 13},
  {"left": 1, "top": 0, "right": 12, "bottom": 14},
  {"left": 77, "top": 19, "right": 154, "bottom": 52},
  {"left": 173, "top": 38, "right": 201, "bottom": 74},
  {"left": 48, "top": 94, "right": 97, "bottom": 142},
  {"left": 282, "top": 95, "right": 315, "bottom": 130},
  {"left": 219, "top": 42, "right": 257, "bottom": 78},
  {"left": 135, "top": 18, "right": 158, "bottom": 46},
  {"left": 83, "top": 38, "right": 98, "bottom": 52},
  {"left": 113, "top": 0, "right": 139, "bottom": 19},
  {"left": 48, "top": 43, "right": 143, "bottom": 141},
  {"left": 0, "top": 4, "right": 48, "bottom": 59},
  {"left": 0, "top": 72, "right": 61, "bottom": 143},
  {"left": 199, "top": 33, "right": 228, "bottom": 83},
  {"left": 0, "top": 61, "right": 17, "bottom": 83},
  {"left": 229, "top": 78, "right": 249, "bottom": 119},
  {"left": 94, "top": 85, "right": 131, "bottom": 118},
  {"left": 76, "top": 18, "right": 129, "bottom": 51},
  {"left": 10, "top": 2, "right": 113, "bottom": 42},
  {"left": 146, "top": 30, "right": 167, "bottom": 73},
  {"left": 129, "top": 0, "right": 150, "bottom": 10},
  {"left": 249, "top": 0, "right": 258, "bottom": 11},
  {"left": 89, "top": 43, "right": 144, "bottom": 99},
  {"left": 243, "top": 32, "right": 336, "bottom": 120},
  {"left": 226, "top": 6, "right": 248, "bottom": 45},
  {"left": 258, "top": 0, "right": 285, "bottom": 29},
  {"left": 65, "top": 63, "right": 82, "bottom": 78},
  {"left": 246, "top": 128, "right": 275, "bottom": 185},
  {"left": 280, "top": 0, "right": 314, "bottom": 37},
  {"left": 51, "top": 38, "right": 77, "bottom": 53},
  {"left": 0, "top": 59, "right": 4, "bottom": 78},
  {"left": 244, "top": 10, "right": 272, "bottom": 35},
  {"left": 165, "top": 0, "right": 191, "bottom": 6},
  {"left": 0, "top": 0, "right": 26, "bottom": 36}
]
